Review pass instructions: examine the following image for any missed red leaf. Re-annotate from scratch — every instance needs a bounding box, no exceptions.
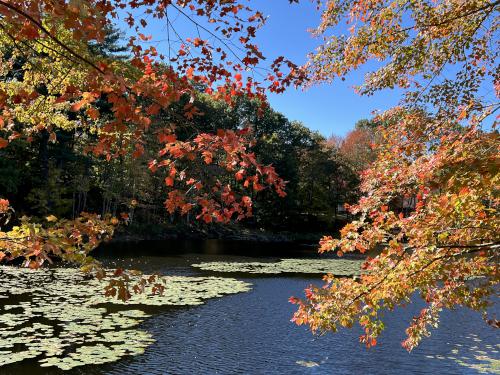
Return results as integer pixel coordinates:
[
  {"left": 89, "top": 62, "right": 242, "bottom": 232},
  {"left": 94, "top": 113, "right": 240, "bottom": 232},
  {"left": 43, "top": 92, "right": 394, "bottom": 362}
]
[
  {"left": 235, "top": 169, "right": 245, "bottom": 181},
  {"left": 165, "top": 177, "right": 174, "bottom": 187}
]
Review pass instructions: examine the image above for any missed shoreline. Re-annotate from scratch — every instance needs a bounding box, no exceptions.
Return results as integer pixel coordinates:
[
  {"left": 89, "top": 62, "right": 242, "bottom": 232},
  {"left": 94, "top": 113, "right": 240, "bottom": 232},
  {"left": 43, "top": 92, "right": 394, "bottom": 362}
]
[{"left": 110, "top": 223, "right": 332, "bottom": 245}]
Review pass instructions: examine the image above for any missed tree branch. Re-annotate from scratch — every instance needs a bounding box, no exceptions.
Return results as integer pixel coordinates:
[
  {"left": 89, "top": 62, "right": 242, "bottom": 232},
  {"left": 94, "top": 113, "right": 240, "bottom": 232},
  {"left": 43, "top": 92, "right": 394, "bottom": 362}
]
[{"left": 0, "top": 1, "right": 105, "bottom": 74}]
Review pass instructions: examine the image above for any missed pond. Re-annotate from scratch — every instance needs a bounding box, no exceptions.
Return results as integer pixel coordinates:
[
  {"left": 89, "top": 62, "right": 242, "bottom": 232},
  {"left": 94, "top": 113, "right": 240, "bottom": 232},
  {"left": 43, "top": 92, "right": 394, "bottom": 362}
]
[{"left": 0, "top": 240, "right": 498, "bottom": 374}]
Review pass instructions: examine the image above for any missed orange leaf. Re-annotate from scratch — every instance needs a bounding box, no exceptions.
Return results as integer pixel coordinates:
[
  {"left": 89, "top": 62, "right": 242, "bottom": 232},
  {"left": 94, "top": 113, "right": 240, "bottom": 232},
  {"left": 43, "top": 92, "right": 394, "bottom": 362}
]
[
  {"left": 87, "top": 107, "right": 100, "bottom": 119},
  {"left": 71, "top": 100, "right": 85, "bottom": 112},
  {"left": 235, "top": 170, "right": 245, "bottom": 181},
  {"left": 457, "top": 109, "right": 467, "bottom": 120},
  {"left": 165, "top": 177, "right": 174, "bottom": 187},
  {"left": 158, "top": 133, "right": 176, "bottom": 143}
]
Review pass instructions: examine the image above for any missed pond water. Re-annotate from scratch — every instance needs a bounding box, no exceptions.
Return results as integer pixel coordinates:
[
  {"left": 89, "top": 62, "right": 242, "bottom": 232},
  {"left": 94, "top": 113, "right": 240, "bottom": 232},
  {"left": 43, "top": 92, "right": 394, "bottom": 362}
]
[{"left": 1, "top": 240, "right": 499, "bottom": 374}]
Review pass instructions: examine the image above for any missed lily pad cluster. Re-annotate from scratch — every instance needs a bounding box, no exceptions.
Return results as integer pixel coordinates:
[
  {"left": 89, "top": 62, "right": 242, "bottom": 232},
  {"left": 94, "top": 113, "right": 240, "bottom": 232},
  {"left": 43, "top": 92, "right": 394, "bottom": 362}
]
[
  {"left": 424, "top": 334, "right": 500, "bottom": 374},
  {"left": 0, "top": 266, "right": 251, "bottom": 370},
  {"left": 191, "top": 258, "right": 363, "bottom": 276}
]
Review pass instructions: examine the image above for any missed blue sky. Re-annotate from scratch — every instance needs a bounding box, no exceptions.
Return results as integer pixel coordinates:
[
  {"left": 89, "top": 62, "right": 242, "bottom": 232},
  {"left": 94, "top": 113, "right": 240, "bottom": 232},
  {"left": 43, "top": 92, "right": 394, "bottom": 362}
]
[
  {"left": 119, "top": 1, "right": 403, "bottom": 137},
  {"left": 251, "top": 0, "right": 402, "bottom": 136}
]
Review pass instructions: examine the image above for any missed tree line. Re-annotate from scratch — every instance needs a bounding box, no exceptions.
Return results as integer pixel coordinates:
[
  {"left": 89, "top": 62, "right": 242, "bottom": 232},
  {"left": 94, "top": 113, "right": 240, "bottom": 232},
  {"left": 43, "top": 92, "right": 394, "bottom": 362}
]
[{"left": 0, "top": 25, "right": 376, "bottom": 236}]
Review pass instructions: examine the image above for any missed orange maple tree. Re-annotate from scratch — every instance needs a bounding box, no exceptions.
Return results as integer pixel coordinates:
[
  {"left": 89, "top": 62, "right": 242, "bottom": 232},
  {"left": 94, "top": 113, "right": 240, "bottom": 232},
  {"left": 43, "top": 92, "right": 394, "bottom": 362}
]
[
  {"left": 334, "top": 126, "right": 377, "bottom": 173},
  {"left": 290, "top": 0, "right": 499, "bottom": 350}
]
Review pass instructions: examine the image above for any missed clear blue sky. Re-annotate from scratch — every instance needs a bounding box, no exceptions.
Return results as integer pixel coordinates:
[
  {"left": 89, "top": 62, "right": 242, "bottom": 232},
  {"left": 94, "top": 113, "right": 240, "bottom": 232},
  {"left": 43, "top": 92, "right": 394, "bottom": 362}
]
[
  {"left": 251, "top": 0, "right": 402, "bottom": 137},
  {"left": 119, "top": 1, "right": 403, "bottom": 137}
]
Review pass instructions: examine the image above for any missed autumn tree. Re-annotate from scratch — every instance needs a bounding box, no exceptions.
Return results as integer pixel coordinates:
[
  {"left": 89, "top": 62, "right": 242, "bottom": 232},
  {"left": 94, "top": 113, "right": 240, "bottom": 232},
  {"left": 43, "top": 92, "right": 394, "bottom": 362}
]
[
  {"left": 291, "top": 0, "right": 499, "bottom": 350},
  {"left": 0, "top": 1, "right": 304, "bottom": 282},
  {"left": 335, "top": 119, "right": 378, "bottom": 173}
]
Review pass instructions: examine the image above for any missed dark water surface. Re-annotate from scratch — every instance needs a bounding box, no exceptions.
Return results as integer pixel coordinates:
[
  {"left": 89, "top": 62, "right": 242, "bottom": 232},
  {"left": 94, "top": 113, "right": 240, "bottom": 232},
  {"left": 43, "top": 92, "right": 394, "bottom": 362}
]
[{"left": 3, "top": 240, "right": 500, "bottom": 374}]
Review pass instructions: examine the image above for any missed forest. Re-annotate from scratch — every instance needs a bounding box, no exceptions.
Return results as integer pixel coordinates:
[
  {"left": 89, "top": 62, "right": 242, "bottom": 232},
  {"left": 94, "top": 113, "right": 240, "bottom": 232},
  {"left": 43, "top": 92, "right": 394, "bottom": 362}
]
[
  {"left": 0, "top": 0, "right": 498, "bottom": 373},
  {"left": 0, "top": 26, "right": 372, "bottom": 237}
]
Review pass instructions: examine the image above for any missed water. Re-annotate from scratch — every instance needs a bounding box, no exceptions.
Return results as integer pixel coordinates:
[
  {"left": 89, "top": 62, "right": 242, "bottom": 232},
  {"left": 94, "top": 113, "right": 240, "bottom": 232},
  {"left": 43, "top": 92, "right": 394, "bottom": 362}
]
[
  {"left": 102, "top": 281, "right": 498, "bottom": 375},
  {"left": 2, "top": 240, "right": 499, "bottom": 374}
]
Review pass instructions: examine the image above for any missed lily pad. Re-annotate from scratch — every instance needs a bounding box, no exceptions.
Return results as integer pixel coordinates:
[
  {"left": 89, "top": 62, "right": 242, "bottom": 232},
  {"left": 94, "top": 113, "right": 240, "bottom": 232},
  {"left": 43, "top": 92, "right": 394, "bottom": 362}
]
[
  {"left": 296, "top": 360, "right": 320, "bottom": 367},
  {"left": 191, "top": 258, "right": 363, "bottom": 276},
  {"left": 445, "top": 340, "right": 500, "bottom": 374}
]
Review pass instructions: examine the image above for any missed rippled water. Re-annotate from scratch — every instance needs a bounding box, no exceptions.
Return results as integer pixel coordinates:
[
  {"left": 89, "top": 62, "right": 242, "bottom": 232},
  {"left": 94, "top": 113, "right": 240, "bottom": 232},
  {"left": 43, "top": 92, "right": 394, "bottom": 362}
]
[{"left": 2, "top": 240, "right": 499, "bottom": 374}]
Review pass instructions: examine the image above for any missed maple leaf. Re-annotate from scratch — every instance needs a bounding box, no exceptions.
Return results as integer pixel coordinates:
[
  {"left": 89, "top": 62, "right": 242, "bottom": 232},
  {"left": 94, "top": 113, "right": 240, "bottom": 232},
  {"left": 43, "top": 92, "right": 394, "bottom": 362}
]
[
  {"left": 235, "top": 169, "right": 245, "bottom": 181},
  {"left": 165, "top": 177, "right": 174, "bottom": 187}
]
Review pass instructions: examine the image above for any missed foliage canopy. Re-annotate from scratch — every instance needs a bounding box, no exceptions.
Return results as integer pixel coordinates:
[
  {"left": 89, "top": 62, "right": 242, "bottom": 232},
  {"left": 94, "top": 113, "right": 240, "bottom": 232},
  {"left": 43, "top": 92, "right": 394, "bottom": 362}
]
[
  {"left": 0, "top": 0, "right": 306, "bottom": 276},
  {"left": 291, "top": 0, "right": 499, "bottom": 350}
]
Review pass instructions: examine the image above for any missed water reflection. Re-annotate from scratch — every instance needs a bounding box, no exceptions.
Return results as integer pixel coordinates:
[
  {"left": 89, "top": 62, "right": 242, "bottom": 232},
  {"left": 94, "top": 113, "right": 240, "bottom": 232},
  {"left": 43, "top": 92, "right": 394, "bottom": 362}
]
[{"left": 94, "top": 239, "right": 328, "bottom": 260}]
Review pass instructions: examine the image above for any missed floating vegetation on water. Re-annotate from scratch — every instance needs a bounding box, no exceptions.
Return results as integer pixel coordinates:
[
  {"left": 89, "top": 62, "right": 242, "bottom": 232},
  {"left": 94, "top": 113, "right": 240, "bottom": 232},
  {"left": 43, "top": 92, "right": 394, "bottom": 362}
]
[
  {"left": 191, "top": 258, "right": 363, "bottom": 276},
  {"left": 425, "top": 335, "right": 500, "bottom": 374},
  {"left": 451, "top": 335, "right": 500, "bottom": 374},
  {"left": 296, "top": 360, "right": 320, "bottom": 368},
  {"left": 0, "top": 266, "right": 252, "bottom": 370},
  {"left": 89, "top": 276, "right": 252, "bottom": 306}
]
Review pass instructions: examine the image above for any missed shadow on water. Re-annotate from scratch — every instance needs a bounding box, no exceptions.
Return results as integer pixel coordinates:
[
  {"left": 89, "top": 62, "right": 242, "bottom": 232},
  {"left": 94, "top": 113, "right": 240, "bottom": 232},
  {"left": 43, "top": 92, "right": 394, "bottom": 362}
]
[{"left": 94, "top": 239, "right": 331, "bottom": 258}]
